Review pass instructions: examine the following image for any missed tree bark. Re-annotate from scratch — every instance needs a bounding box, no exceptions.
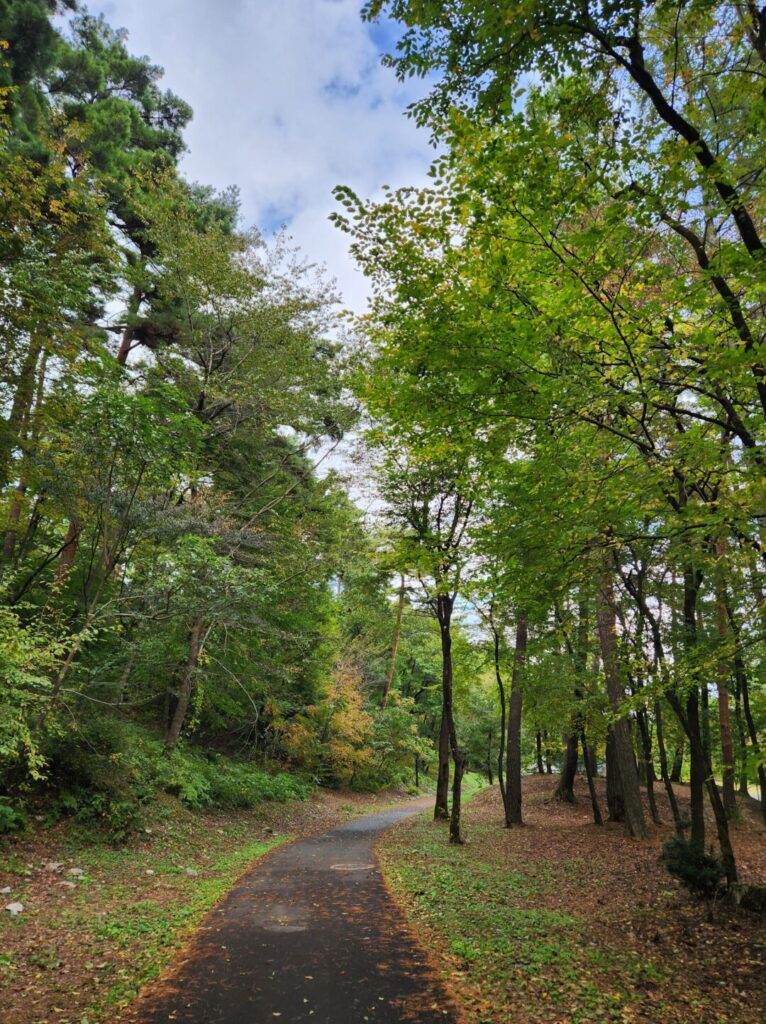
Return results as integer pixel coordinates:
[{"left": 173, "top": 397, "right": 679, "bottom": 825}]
[
  {"left": 165, "top": 617, "right": 204, "bottom": 751},
  {"left": 655, "top": 699, "right": 682, "bottom": 831},
  {"left": 436, "top": 594, "right": 464, "bottom": 843},
  {"left": 504, "top": 610, "right": 527, "bottom": 826},
  {"left": 581, "top": 731, "right": 603, "bottom": 825},
  {"left": 670, "top": 744, "right": 684, "bottom": 783},
  {"left": 715, "top": 576, "right": 738, "bottom": 819},
  {"left": 435, "top": 707, "right": 450, "bottom": 819},
  {"left": 490, "top": 613, "right": 507, "bottom": 804},
  {"left": 381, "top": 575, "right": 405, "bottom": 710},
  {"left": 554, "top": 733, "right": 578, "bottom": 803},
  {"left": 595, "top": 554, "right": 647, "bottom": 838},
  {"left": 605, "top": 730, "right": 625, "bottom": 822}
]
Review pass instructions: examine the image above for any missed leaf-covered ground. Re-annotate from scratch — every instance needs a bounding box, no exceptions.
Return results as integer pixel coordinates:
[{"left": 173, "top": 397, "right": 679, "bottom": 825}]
[
  {"left": 378, "top": 777, "right": 766, "bottom": 1024},
  {"left": 0, "top": 787, "right": 418, "bottom": 1024}
]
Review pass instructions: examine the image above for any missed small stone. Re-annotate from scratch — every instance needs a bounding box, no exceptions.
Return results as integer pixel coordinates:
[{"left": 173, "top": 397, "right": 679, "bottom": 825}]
[
  {"left": 145, "top": 869, "right": 155, "bottom": 876},
  {"left": 67, "top": 867, "right": 84, "bottom": 877},
  {"left": 0, "top": 886, "right": 11, "bottom": 895},
  {"left": 4, "top": 902, "right": 23, "bottom": 916},
  {"left": 44, "top": 861, "right": 64, "bottom": 872},
  {"left": 185, "top": 868, "right": 199, "bottom": 877}
]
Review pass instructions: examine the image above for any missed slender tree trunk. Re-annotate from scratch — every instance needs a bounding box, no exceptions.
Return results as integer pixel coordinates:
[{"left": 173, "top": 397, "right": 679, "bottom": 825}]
[
  {"left": 381, "top": 575, "right": 405, "bottom": 710},
  {"left": 715, "top": 579, "right": 738, "bottom": 818},
  {"left": 670, "top": 744, "right": 684, "bottom": 783},
  {"left": 655, "top": 699, "right": 682, "bottom": 830},
  {"left": 536, "top": 731, "right": 544, "bottom": 773},
  {"left": 504, "top": 610, "right": 527, "bottom": 826},
  {"left": 165, "top": 617, "right": 204, "bottom": 751},
  {"left": 733, "top": 680, "right": 749, "bottom": 797},
  {"left": 595, "top": 554, "right": 647, "bottom": 838},
  {"left": 491, "top": 616, "right": 507, "bottom": 804},
  {"left": 636, "top": 708, "right": 661, "bottom": 824},
  {"left": 436, "top": 594, "right": 464, "bottom": 843},
  {"left": 681, "top": 567, "right": 707, "bottom": 852},
  {"left": 450, "top": 748, "right": 465, "bottom": 845},
  {"left": 544, "top": 730, "right": 552, "bottom": 773},
  {"left": 730, "top": 612, "right": 766, "bottom": 824},
  {"left": 435, "top": 708, "right": 450, "bottom": 820},
  {"left": 486, "top": 730, "right": 494, "bottom": 785},
  {"left": 581, "top": 732, "right": 603, "bottom": 825}
]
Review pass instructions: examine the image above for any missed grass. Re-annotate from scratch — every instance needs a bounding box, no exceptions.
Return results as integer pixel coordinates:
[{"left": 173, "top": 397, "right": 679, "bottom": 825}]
[
  {"left": 378, "top": 796, "right": 663, "bottom": 1024},
  {"left": 65, "top": 834, "right": 287, "bottom": 1017}
]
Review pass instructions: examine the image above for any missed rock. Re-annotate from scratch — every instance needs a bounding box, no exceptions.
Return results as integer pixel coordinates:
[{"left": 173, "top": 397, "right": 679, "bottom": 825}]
[
  {"left": 145, "top": 869, "right": 155, "bottom": 876},
  {"left": 731, "top": 883, "right": 766, "bottom": 914},
  {"left": 67, "top": 867, "right": 84, "bottom": 878},
  {"left": 44, "top": 861, "right": 64, "bottom": 872},
  {"left": 4, "top": 902, "right": 23, "bottom": 916},
  {"left": 185, "top": 868, "right": 199, "bottom": 877},
  {"left": 0, "top": 886, "right": 11, "bottom": 895}
]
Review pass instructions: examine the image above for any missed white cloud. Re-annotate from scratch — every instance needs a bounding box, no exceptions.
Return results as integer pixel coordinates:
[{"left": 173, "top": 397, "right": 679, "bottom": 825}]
[{"left": 90, "top": 0, "right": 434, "bottom": 313}]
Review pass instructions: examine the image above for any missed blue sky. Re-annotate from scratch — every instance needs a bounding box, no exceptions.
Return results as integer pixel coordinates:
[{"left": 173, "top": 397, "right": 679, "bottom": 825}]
[{"left": 87, "top": 0, "right": 435, "bottom": 312}]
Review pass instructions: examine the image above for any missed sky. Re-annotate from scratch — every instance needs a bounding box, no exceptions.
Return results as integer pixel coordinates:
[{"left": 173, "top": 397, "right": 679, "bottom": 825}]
[{"left": 88, "top": 0, "right": 435, "bottom": 314}]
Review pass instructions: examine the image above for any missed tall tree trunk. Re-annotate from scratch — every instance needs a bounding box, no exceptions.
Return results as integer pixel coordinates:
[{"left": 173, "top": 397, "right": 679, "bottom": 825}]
[
  {"left": 381, "top": 575, "right": 405, "bottom": 710},
  {"left": 436, "top": 594, "right": 464, "bottom": 843},
  {"left": 490, "top": 613, "right": 507, "bottom": 804},
  {"left": 636, "top": 708, "right": 661, "bottom": 825},
  {"left": 605, "top": 730, "right": 625, "bottom": 822},
  {"left": 655, "top": 699, "right": 682, "bottom": 830},
  {"left": 554, "top": 733, "right": 578, "bottom": 803},
  {"left": 714, "top": 570, "right": 738, "bottom": 819},
  {"left": 504, "top": 610, "right": 527, "bottom": 827},
  {"left": 729, "top": 605, "right": 766, "bottom": 824},
  {"left": 165, "top": 617, "right": 204, "bottom": 751},
  {"left": 435, "top": 707, "right": 450, "bottom": 820},
  {"left": 544, "top": 730, "right": 552, "bottom": 773},
  {"left": 596, "top": 554, "right": 647, "bottom": 839},
  {"left": 681, "top": 567, "right": 707, "bottom": 852},
  {"left": 535, "top": 731, "right": 545, "bottom": 774}
]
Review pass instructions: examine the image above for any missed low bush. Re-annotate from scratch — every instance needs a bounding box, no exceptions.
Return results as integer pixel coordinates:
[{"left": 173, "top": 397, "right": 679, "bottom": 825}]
[
  {"left": 662, "top": 835, "right": 725, "bottom": 896},
  {"left": 0, "top": 796, "right": 27, "bottom": 834},
  {"left": 36, "top": 716, "right": 313, "bottom": 835}
]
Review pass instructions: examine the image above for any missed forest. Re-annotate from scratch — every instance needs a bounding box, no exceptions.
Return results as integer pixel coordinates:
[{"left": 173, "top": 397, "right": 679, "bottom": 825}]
[{"left": 1, "top": 2, "right": 765, "bottom": 1023}]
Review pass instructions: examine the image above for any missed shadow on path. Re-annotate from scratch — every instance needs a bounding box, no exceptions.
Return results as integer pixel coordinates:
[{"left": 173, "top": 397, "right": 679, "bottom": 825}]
[{"left": 131, "top": 799, "right": 458, "bottom": 1024}]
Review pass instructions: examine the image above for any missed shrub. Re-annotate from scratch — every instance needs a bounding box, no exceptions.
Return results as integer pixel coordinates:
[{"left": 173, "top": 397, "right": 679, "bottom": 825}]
[
  {"left": 0, "top": 796, "right": 27, "bottom": 834},
  {"left": 662, "top": 835, "right": 725, "bottom": 896}
]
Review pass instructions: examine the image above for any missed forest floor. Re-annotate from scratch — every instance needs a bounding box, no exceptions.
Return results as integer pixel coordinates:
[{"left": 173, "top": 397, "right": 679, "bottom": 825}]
[
  {"left": 0, "top": 785, "right": 424, "bottom": 1024},
  {"left": 378, "top": 776, "right": 766, "bottom": 1024}
]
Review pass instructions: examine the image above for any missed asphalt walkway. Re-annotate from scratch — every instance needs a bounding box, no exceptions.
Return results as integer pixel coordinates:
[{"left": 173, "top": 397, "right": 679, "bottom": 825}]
[{"left": 133, "top": 799, "right": 457, "bottom": 1023}]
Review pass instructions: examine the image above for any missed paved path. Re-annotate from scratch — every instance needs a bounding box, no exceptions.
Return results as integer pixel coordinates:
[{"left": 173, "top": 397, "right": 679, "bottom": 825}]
[{"left": 133, "top": 800, "right": 457, "bottom": 1023}]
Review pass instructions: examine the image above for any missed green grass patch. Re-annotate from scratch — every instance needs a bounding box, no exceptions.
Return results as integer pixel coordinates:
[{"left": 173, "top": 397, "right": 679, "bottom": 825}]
[{"left": 378, "top": 809, "right": 664, "bottom": 1024}]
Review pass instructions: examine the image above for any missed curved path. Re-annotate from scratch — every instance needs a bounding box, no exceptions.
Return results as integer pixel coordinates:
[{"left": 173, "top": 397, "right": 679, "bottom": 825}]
[{"left": 132, "top": 799, "right": 457, "bottom": 1024}]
